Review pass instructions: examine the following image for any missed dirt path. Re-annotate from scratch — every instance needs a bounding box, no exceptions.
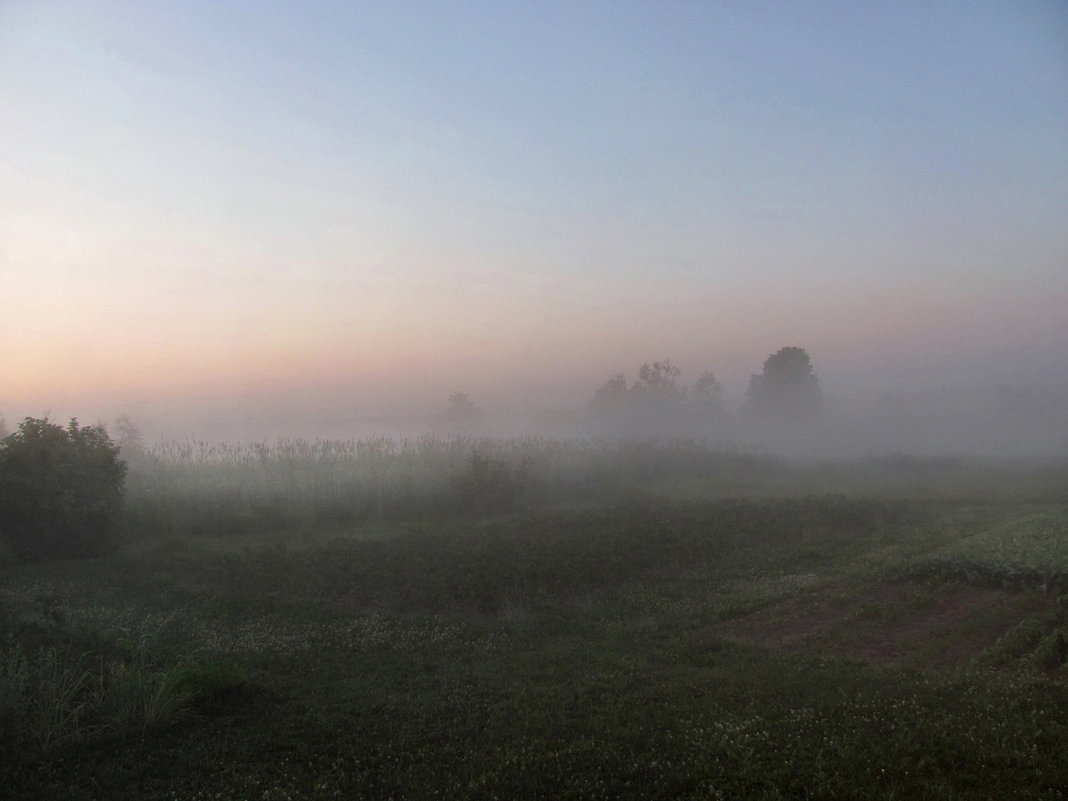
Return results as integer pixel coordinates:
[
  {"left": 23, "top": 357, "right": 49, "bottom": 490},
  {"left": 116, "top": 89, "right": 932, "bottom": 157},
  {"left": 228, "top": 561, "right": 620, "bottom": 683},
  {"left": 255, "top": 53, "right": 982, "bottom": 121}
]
[{"left": 712, "top": 579, "right": 1056, "bottom": 669}]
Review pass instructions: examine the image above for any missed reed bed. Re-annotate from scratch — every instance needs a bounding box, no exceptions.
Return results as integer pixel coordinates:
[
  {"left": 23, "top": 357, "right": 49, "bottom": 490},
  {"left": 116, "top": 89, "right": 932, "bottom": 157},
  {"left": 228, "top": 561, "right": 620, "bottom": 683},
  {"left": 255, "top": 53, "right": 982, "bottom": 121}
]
[
  {"left": 124, "top": 434, "right": 1065, "bottom": 542},
  {"left": 124, "top": 436, "right": 779, "bottom": 538}
]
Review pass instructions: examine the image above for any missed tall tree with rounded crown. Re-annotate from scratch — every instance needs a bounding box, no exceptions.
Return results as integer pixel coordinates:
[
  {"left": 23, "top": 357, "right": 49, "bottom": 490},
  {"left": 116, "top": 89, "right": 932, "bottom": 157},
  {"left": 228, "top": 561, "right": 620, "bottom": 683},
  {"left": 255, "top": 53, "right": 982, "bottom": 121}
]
[{"left": 745, "top": 347, "right": 823, "bottom": 425}]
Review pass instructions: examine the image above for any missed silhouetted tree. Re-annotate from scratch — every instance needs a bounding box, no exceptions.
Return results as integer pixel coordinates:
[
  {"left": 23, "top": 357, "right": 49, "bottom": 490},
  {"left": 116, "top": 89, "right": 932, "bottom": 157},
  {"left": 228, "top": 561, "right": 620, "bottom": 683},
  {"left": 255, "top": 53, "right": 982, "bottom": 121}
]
[
  {"left": 692, "top": 370, "right": 724, "bottom": 411},
  {"left": 589, "top": 360, "right": 727, "bottom": 432},
  {"left": 744, "top": 346, "right": 823, "bottom": 425},
  {"left": 589, "top": 373, "right": 629, "bottom": 417},
  {"left": 0, "top": 417, "right": 127, "bottom": 560},
  {"left": 632, "top": 360, "right": 682, "bottom": 404}
]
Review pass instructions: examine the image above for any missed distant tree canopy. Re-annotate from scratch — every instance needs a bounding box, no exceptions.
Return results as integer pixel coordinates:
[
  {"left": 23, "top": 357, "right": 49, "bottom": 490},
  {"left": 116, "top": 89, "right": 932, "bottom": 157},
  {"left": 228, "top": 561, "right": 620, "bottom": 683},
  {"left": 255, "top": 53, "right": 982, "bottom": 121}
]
[
  {"left": 113, "top": 414, "right": 146, "bottom": 460},
  {"left": 589, "top": 360, "right": 724, "bottom": 420},
  {"left": 744, "top": 346, "right": 823, "bottom": 425},
  {"left": 439, "top": 392, "right": 482, "bottom": 429},
  {"left": 0, "top": 417, "right": 127, "bottom": 561},
  {"left": 692, "top": 371, "right": 724, "bottom": 408},
  {"left": 632, "top": 360, "right": 682, "bottom": 403},
  {"left": 589, "top": 373, "right": 629, "bottom": 417}
]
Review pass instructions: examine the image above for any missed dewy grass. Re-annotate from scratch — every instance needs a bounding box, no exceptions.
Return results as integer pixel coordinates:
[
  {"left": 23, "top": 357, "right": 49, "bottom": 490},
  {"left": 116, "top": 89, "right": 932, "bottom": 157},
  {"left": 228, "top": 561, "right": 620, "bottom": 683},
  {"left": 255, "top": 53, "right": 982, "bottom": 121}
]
[{"left": 931, "top": 508, "right": 1068, "bottom": 570}]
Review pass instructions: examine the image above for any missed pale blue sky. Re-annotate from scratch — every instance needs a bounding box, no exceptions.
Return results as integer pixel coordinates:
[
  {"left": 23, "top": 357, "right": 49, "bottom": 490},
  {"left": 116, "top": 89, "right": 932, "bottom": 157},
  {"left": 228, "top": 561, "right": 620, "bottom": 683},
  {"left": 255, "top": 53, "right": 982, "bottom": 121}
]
[{"left": 2, "top": 1, "right": 1066, "bottom": 429}]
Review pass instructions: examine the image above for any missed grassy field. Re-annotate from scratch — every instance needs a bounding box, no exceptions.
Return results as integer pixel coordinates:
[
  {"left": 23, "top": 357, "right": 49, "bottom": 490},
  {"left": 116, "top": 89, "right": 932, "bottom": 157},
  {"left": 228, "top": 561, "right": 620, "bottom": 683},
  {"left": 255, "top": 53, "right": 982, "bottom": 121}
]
[{"left": 2, "top": 438, "right": 1068, "bottom": 799}]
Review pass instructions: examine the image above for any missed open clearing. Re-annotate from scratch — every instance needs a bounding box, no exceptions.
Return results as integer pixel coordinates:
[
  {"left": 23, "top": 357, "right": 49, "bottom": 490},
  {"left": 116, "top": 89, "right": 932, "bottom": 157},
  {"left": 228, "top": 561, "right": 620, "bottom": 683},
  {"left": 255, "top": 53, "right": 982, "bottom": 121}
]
[{"left": 714, "top": 579, "right": 1059, "bottom": 669}]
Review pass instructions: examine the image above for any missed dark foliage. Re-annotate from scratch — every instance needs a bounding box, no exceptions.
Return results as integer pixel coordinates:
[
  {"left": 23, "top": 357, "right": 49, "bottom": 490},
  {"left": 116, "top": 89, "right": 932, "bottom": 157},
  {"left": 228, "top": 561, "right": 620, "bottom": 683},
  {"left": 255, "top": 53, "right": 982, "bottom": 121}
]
[
  {"left": 438, "top": 392, "right": 482, "bottom": 429},
  {"left": 745, "top": 345, "right": 824, "bottom": 425},
  {"left": 0, "top": 417, "right": 127, "bottom": 560},
  {"left": 587, "top": 361, "right": 726, "bottom": 433}
]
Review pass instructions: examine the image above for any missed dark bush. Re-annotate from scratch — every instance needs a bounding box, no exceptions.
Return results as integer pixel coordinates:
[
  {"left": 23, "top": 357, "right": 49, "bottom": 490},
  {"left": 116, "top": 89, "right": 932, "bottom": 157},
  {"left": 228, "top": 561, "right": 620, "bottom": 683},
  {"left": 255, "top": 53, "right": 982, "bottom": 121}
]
[
  {"left": 450, "top": 452, "right": 534, "bottom": 515},
  {"left": 0, "top": 417, "right": 127, "bottom": 560}
]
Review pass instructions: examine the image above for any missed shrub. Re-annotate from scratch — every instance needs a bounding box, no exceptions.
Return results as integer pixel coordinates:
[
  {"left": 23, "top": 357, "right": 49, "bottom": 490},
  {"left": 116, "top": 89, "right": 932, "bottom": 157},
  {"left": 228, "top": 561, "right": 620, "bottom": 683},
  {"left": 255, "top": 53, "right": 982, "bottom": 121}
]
[
  {"left": 0, "top": 417, "right": 127, "bottom": 561},
  {"left": 450, "top": 452, "right": 534, "bottom": 514}
]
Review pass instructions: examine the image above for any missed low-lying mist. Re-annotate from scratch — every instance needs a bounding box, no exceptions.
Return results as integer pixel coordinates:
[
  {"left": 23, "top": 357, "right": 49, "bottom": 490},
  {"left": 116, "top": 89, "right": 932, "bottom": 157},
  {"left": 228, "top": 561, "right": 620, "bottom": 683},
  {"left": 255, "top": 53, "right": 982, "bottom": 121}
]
[
  {"left": 111, "top": 382, "right": 1068, "bottom": 461},
  {"left": 7, "top": 347, "right": 1067, "bottom": 460}
]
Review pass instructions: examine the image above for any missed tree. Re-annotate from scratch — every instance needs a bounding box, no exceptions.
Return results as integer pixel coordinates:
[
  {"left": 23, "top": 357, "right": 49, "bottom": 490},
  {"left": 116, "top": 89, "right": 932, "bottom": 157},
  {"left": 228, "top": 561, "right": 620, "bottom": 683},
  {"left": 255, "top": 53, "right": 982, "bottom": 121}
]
[
  {"left": 589, "top": 361, "right": 728, "bottom": 426},
  {"left": 692, "top": 370, "right": 724, "bottom": 411},
  {"left": 589, "top": 373, "right": 629, "bottom": 416},
  {"left": 0, "top": 417, "right": 127, "bottom": 560},
  {"left": 439, "top": 392, "right": 482, "bottom": 428},
  {"left": 114, "top": 414, "right": 147, "bottom": 462},
  {"left": 632, "top": 360, "right": 682, "bottom": 404},
  {"left": 744, "top": 346, "right": 823, "bottom": 425}
]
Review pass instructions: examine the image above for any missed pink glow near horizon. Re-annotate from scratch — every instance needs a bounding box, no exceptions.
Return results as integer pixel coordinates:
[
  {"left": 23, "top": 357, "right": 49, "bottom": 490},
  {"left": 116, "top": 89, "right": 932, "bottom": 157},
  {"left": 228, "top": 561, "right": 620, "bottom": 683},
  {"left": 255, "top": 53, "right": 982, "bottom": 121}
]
[{"left": 2, "top": 2, "right": 1066, "bottom": 442}]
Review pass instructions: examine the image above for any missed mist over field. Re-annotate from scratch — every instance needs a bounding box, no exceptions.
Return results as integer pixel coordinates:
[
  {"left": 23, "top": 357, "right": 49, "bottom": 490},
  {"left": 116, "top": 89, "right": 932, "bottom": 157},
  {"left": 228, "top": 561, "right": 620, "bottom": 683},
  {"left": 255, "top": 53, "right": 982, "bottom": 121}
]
[
  {"left": 147, "top": 379, "right": 1067, "bottom": 460},
  {"left": 4, "top": 5, "right": 1068, "bottom": 797},
  {"left": 8, "top": 357, "right": 1068, "bottom": 459}
]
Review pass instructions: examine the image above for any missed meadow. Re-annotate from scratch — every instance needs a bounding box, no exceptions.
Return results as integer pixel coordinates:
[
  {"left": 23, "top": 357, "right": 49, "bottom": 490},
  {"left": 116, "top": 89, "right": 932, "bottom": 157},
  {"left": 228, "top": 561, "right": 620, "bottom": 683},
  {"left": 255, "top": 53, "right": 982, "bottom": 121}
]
[{"left": 2, "top": 436, "right": 1068, "bottom": 800}]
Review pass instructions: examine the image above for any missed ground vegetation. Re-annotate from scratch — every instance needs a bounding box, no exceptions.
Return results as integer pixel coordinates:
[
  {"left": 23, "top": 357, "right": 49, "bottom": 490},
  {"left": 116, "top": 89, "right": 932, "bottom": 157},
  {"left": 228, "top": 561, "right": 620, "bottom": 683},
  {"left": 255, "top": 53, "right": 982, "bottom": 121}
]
[{"left": 2, "top": 435, "right": 1067, "bottom": 799}]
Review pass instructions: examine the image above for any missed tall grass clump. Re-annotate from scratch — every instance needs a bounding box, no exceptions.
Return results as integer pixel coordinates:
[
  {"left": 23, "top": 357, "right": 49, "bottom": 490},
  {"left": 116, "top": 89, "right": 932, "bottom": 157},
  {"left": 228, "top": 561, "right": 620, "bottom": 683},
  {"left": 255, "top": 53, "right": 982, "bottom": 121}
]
[{"left": 0, "top": 609, "right": 244, "bottom": 761}]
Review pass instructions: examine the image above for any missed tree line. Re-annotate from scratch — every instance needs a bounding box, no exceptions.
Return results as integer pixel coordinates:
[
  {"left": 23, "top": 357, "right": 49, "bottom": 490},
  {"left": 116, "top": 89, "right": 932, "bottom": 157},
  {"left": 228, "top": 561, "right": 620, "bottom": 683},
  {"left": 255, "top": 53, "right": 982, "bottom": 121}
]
[
  {"left": 437, "top": 346, "right": 823, "bottom": 431},
  {"left": 588, "top": 346, "right": 822, "bottom": 427}
]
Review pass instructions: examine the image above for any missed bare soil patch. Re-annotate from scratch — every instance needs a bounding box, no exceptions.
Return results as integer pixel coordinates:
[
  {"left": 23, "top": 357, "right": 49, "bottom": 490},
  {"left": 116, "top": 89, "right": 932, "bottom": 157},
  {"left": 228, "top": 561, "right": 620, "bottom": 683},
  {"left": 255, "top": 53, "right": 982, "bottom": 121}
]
[{"left": 713, "top": 579, "right": 1056, "bottom": 669}]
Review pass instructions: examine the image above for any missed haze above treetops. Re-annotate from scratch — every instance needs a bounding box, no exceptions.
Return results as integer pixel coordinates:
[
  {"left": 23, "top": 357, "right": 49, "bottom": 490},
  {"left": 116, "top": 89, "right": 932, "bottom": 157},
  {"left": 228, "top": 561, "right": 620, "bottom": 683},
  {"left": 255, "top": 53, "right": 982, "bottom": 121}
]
[{"left": 2, "top": 2, "right": 1066, "bottom": 452}]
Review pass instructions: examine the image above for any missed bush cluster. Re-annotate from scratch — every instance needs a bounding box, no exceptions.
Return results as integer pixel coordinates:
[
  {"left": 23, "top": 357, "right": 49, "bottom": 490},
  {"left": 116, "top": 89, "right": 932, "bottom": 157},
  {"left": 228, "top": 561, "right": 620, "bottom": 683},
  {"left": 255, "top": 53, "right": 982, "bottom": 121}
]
[{"left": 0, "top": 418, "right": 127, "bottom": 560}]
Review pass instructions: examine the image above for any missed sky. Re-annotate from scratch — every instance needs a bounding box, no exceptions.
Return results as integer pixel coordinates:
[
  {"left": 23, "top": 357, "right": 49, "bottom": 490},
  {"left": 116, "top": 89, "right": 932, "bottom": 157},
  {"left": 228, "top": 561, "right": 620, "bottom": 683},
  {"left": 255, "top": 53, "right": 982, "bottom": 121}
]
[{"left": 2, "top": 1, "right": 1067, "bottom": 439}]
